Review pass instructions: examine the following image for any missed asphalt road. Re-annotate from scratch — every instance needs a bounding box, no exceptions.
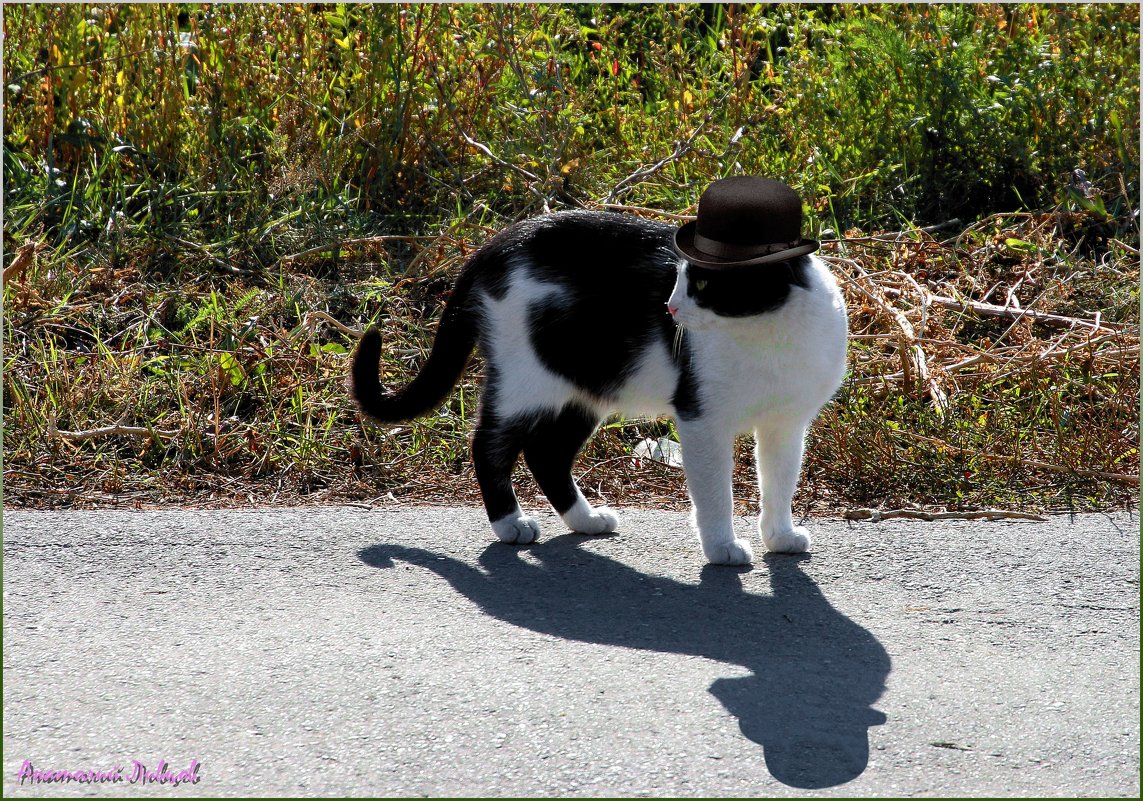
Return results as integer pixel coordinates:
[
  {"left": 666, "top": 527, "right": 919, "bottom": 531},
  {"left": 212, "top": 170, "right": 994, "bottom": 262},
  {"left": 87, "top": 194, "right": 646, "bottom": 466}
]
[{"left": 3, "top": 506, "right": 1139, "bottom": 797}]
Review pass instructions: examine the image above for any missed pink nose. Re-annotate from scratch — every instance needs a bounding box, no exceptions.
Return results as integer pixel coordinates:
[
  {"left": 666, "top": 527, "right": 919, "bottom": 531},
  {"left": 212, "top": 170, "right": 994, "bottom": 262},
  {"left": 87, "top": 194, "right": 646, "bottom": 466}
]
[{"left": 667, "top": 304, "right": 678, "bottom": 316}]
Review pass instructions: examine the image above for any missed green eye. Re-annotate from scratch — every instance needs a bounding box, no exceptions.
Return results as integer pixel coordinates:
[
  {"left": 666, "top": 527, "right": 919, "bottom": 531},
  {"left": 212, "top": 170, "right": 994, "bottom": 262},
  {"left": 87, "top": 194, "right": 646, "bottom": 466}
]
[{"left": 694, "top": 279, "right": 708, "bottom": 291}]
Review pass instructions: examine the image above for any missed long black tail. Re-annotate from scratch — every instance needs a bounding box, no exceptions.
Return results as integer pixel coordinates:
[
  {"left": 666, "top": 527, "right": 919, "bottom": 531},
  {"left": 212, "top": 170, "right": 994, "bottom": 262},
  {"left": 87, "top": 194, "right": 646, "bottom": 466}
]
[{"left": 350, "top": 273, "right": 479, "bottom": 423}]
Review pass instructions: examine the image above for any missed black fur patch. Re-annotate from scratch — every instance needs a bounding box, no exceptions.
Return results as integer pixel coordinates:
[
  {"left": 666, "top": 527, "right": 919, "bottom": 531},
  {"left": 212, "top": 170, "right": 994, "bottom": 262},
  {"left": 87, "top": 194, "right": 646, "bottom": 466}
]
[
  {"left": 522, "top": 404, "right": 601, "bottom": 514},
  {"left": 685, "top": 256, "right": 810, "bottom": 317},
  {"left": 671, "top": 336, "right": 703, "bottom": 420},
  {"left": 482, "top": 211, "right": 683, "bottom": 401}
]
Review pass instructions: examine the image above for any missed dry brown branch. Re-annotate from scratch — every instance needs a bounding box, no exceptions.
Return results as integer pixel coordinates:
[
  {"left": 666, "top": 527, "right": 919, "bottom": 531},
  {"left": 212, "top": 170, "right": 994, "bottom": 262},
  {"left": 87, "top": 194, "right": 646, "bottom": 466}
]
[
  {"left": 402, "top": 209, "right": 496, "bottom": 279},
  {"left": 6, "top": 47, "right": 151, "bottom": 85},
  {"left": 947, "top": 337, "right": 1137, "bottom": 380},
  {"left": 881, "top": 287, "right": 1127, "bottom": 332},
  {"left": 830, "top": 256, "right": 950, "bottom": 415},
  {"left": 279, "top": 235, "right": 434, "bottom": 266},
  {"left": 596, "top": 203, "right": 697, "bottom": 222},
  {"left": 854, "top": 333, "right": 1137, "bottom": 387},
  {"left": 167, "top": 235, "right": 258, "bottom": 277},
  {"left": 460, "top": 131, "right": 542, "bottom": 186},
  {"left": 843, "top": 507, "right": 1048, "bottom": 522},
  {"left": 602, "top": 56, "right": 761, "bottom": 204},
  {"left": 822, "top": 218, "right": 962, "bottom": 247},
  {"left": 302, "top": 311, "right": 361, "bottom": 339},
  {"left": 52, "top": 424, "right": 181, "bottom": 442}
]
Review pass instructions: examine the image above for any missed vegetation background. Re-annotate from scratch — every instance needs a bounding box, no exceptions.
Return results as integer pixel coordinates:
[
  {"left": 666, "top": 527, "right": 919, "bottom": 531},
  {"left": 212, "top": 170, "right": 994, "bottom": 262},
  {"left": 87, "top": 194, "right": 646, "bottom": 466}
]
[{"left": 3, "top": 3, "right": 1139, "bottom": 517}]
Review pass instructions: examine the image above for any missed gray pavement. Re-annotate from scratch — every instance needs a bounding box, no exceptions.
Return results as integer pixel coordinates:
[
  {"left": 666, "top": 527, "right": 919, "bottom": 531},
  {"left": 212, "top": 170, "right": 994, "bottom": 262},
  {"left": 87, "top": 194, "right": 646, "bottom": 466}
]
[{"left": 2, "top": 506, "right": 1139, "bottom": 797}]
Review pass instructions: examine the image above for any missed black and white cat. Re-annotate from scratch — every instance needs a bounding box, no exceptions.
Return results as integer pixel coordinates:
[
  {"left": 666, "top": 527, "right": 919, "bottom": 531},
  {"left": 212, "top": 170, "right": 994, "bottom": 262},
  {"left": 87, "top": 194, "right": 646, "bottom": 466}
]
[{"left": 352, "top": 181, "right": 847, "bottom": 565}]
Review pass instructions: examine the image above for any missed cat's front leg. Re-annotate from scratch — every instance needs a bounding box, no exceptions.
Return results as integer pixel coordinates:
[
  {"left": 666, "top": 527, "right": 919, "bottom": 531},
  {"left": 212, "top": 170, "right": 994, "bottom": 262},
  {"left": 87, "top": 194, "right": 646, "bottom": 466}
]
[
  {"left": 755, "top": 424, "right": 812, "bottom": 553},
  {"left": 676, "top": 421, "right": 753, "bottom": 565}
]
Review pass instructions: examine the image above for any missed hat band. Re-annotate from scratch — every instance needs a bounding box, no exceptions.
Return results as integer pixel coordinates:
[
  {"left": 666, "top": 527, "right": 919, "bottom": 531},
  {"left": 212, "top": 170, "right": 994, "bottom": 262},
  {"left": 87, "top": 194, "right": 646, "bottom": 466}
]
[{"left": 692, "top": 232, "right": 801, "bottom": 261}]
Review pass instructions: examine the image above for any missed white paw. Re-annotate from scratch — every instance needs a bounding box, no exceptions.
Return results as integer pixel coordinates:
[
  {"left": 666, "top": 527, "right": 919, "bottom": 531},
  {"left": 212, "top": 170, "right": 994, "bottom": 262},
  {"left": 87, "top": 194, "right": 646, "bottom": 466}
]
[
  {"left": 491, "top": 514, "right": 541, "bottom": 545},
  {"left": 704, "top": 538, "right": 755, "bottom": 566},
  {"left": 762, "top": 525, "right": 812, "bottom": 553},
  {"left": 562, "top": 504, "right": 619, "bottom": 535}
]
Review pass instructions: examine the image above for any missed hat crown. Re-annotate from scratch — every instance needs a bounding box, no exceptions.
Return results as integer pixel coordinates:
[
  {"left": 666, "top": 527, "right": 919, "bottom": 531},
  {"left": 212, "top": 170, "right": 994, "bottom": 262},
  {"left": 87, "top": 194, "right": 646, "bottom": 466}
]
[
  {"left": 695, "top": 176, "right": 803, "bottom": 247},
  {"left": 671, "top": 175, "right": 818, "bottom": 269}
]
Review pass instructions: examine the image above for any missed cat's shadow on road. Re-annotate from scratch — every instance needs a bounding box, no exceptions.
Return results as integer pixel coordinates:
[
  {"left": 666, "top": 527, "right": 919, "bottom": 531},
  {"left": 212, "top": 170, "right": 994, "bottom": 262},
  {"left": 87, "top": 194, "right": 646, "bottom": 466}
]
[{"left": 357, "top": 534, "right": 890, "bottom": 790}]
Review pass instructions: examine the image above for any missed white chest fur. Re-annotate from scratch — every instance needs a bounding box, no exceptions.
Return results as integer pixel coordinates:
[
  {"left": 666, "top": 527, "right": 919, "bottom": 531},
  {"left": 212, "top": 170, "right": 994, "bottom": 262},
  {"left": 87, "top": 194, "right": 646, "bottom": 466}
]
[{"left": 677, "top": 256, "right": 848, "bottom": 430}]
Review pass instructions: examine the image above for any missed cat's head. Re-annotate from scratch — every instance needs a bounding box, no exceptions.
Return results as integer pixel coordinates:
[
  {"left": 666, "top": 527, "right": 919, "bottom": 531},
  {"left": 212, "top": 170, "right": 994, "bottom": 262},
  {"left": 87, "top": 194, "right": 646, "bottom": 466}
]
[{"left": 666, "top": 257, "right": 810, "bottom": 332}]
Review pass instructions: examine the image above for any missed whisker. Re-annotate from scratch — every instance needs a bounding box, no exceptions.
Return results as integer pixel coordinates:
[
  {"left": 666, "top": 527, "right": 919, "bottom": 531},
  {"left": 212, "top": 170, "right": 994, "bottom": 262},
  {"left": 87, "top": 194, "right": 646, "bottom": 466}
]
[{"left": 672, "top": 324, "right": 685, "bottom": 360}]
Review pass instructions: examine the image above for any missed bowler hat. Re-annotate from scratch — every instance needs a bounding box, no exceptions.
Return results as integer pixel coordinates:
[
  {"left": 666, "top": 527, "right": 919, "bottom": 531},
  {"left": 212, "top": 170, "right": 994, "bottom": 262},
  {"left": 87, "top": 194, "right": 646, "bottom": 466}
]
[{"left": 672, "top": 176, "right": 819, "bottom": 268}]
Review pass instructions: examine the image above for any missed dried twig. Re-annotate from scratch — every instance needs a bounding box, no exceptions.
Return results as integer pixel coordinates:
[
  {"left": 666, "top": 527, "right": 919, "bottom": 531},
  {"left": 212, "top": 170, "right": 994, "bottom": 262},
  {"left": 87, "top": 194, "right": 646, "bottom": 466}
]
[
  {"left": 460, "top": 130, "right": 542, "bottom": 187},
  {"left": 831, "top": 256, "right": 950, "bottom": 415},
  {"left": 853, "top": 332, "right": 1136, "bottom": 388},
  {"left": 1108, "top": 238, "right": 1139, "bottom": 255},
  {"left": 402, "top": 206, "right": 495, "bottom": 279},
  {"left": 844, "top": 507, "right": 1048, "bottom": 522},
  {"left": 823, "top": 218, "right": 963, "bottom": 248},
  {"left": 881, "top": 287, "right": 1126, "bottom": 332},
  {"left": 301, "top": 311, "right": 361, "bottom": 340},
  {"left": 947, "top": 335, "right": 1136, "bottom": 377},
  {"left": 279, "top": 235, "right": 434, "bottom": 267},
  {"left": 603, "top": 55, "right": 760, "bottom": 204},
  {"left": 597, "top": 203, "right": 696, "bottom": 223},
  {"left": 52, "top": 424, "right": 181, "bottom": 442},
  {"left": 6, "top": 48, "right": 151, "bottom": 86},
  {"left": 605, "top": 139, "right": 698, "bottom": 205},
  {"left": 167, "top": 235, "right": 258, "bottom": 278}
]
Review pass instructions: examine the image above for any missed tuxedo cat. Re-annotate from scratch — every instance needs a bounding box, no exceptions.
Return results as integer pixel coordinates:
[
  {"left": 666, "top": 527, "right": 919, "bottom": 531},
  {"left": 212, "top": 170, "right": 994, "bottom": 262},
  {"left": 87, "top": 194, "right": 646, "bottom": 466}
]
[{"left": 352, "top": 187, "right": 847, "bottom": 565}]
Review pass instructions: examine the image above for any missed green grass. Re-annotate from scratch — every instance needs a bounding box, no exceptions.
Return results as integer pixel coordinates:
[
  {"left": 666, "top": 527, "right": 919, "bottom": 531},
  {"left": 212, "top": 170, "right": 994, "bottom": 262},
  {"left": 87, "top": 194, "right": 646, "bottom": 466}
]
[{"left": 2, "top": 3, "right": 1139, "bottom": 513}]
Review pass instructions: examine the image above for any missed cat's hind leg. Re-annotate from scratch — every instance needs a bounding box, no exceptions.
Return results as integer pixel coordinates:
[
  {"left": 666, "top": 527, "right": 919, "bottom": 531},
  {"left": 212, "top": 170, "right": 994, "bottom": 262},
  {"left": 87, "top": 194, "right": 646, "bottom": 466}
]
[
  {"left": 472, "top": 418, "right": 539, "bottom": 544},
  {"left": 523, "top": 404, "right": 618, "bottom": 535},
  {"left": 755, "top": 423, "right": 812, "bottom": 553}
]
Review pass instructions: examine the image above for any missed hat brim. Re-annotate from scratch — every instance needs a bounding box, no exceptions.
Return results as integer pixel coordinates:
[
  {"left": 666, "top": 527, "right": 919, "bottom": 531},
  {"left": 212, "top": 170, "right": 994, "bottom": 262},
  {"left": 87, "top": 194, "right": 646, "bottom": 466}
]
[{"left": 671, "top": 221, "right": 819, "bottom": 268}]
